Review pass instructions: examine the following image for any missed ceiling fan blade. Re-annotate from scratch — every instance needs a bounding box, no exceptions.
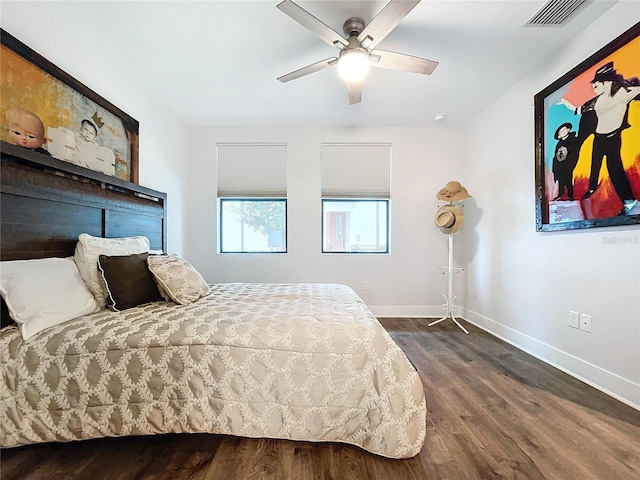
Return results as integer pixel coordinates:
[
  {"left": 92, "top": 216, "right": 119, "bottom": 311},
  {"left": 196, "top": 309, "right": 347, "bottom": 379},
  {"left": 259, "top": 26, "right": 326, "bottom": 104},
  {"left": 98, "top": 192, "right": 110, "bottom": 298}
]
[
  {"left": 277, "top": 57, "right": 338, "bottom": 83},
  {"left": 347, "top": 81, "right": 363, "bottom": 105},
  {"left": 277, "top": 0, "right": 347, "bottom": 49},
  {"left": 370, "top": 49, "right": 438, "bottom": 75},
  {"left": 357, "top": 0, "right": 420, "bottom": 50}
]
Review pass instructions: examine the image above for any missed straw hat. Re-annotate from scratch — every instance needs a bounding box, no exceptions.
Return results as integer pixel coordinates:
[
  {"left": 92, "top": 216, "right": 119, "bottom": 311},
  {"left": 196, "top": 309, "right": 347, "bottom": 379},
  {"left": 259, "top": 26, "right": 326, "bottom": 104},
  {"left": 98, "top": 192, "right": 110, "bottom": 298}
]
[
  {"left": 435, "top": 205, "right": 464, "bottom": 234},
  {"left": 436, "top": 181, "right": 470, "bottom": 202}
]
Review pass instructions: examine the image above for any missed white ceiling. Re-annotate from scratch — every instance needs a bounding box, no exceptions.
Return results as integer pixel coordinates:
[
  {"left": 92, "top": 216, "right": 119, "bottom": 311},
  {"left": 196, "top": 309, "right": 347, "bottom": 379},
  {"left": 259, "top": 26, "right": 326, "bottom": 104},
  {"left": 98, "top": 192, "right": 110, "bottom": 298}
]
[{"left": 2, "top": 1, "right": 620, "bottom": 127}]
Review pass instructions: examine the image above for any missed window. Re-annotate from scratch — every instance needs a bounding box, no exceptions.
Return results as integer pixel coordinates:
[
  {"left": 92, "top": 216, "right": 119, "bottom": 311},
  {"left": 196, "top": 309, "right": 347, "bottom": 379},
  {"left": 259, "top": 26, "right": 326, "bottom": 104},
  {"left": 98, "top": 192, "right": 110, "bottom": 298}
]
[
  {"left": 321, "top": 143, "right": 391, "bottom": 254},
  {"left": 220, "top": 199, "right": 287, "bottom": 253},
  {"left": 217, "top": 143, "right": 287, "bottom": 253},
  {"left": 322, "top": 199, "right": 388, "bottom": 253}
]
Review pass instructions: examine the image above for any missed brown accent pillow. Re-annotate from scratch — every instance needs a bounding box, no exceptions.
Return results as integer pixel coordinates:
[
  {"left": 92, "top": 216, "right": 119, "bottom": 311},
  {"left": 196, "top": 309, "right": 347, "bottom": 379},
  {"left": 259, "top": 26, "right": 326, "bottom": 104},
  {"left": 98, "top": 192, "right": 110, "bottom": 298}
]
[
  {"left": 1, "top": 297, "right": 16, "bottom": 329},
  {"left": 98, "top": 252, "right": 162, "bottom": 311}
]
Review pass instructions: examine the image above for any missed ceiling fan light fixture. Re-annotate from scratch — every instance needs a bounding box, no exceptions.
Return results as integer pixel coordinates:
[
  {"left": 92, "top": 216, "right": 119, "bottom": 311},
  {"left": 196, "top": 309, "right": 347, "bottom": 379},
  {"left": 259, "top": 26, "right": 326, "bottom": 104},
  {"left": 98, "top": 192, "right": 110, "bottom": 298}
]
[{"left": 337, "top": 49, "right": 370, "bottom": 83}]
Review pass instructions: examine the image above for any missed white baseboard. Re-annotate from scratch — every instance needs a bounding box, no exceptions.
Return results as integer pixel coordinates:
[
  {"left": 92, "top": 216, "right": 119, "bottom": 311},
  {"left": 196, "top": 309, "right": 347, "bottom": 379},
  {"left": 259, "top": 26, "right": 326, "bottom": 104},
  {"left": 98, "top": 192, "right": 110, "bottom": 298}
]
[{"left": 369, "top": 304, "right": 640, "bottom": 411}]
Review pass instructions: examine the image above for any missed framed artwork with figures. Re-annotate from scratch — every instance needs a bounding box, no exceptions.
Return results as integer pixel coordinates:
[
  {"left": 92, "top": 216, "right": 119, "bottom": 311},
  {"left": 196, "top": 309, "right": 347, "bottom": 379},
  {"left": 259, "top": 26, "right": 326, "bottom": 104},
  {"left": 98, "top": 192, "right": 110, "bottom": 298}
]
[
  {"left": 534, "top": 22, "right": 640, "bottom": 232},
  {"left": 0, "top": 29, "right": 139, "bottom": 184}
]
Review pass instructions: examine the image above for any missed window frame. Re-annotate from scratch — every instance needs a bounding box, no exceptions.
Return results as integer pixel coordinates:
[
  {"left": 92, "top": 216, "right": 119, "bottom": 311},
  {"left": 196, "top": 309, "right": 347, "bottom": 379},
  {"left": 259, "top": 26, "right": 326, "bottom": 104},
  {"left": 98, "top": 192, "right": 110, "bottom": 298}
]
[
  {"left": 321, "top": 198, "right": 390, "bottom": 254},
  {"left": 219, "top": 197, "right": 288, "bottom": 254}
]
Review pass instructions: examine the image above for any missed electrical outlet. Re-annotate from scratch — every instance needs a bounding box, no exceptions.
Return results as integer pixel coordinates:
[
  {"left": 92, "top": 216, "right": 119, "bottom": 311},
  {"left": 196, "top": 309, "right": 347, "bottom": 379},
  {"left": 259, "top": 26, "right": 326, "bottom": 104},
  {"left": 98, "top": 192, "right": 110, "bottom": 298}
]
[
  {"left": 363, "top": 281, "right": 369, "bottom": 290},
  {"left": 580, "top": 314, "right": 592, "bottom": 332},
  {"left": 569, "top": 311, "right": 580, "bottom": 328}
]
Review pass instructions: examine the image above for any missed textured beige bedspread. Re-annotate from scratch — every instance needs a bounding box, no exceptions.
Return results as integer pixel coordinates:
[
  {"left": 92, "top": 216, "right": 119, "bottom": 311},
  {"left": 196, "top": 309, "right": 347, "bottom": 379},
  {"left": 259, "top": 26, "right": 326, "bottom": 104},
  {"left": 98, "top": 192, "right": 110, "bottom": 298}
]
[{"left": 0, "top": 283, "right": 426, "bottom": 458}]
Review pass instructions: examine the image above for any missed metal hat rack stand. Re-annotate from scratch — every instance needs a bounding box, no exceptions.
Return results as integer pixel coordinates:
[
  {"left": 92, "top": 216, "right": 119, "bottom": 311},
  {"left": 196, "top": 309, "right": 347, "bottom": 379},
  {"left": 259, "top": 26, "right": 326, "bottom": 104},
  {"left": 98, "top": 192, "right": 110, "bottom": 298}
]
[{"left": 428, "top": 187, "right": 470, "bottom": 334}]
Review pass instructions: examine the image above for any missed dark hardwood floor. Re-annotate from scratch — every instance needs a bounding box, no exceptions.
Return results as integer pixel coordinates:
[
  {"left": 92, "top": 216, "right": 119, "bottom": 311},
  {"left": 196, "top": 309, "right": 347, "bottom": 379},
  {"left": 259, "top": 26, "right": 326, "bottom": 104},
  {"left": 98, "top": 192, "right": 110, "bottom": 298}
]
[{"left": 2, "top": 319, "right": 639, "bottom": 480}]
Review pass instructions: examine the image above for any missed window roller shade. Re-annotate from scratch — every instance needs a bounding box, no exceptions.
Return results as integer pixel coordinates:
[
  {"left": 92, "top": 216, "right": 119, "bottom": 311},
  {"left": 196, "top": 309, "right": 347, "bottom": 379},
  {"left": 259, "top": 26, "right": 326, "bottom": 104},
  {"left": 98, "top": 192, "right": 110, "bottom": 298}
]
[
  {"left": 321, "top": 144, "right": 391, "bottom": 198},
  {"left": 217, "top": 143, "right": 287, "bottom": 197}
]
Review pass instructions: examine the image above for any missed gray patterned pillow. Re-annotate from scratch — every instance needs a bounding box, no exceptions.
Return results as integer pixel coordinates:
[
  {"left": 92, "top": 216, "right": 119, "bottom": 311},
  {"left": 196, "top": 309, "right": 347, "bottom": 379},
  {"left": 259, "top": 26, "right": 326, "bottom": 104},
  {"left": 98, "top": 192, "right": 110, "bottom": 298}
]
[{"left": 146, "top": 254, "right": 209, "bottom": 305}]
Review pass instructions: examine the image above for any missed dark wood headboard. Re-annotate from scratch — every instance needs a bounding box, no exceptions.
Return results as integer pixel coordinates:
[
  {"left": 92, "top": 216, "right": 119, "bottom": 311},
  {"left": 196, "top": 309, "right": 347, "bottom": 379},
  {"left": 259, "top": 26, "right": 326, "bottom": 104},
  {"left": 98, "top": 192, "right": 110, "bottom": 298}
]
[{"left": 1, "top": 141, "right": 167, "bottom": 261}]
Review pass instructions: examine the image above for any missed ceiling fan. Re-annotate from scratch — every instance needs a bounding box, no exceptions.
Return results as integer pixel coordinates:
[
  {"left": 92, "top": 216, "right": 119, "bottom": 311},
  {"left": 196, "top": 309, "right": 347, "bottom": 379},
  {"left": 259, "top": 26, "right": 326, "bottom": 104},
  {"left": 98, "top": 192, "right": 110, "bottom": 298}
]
[{"left": 276, "top": 0, "right": 438, "bottom": 105}]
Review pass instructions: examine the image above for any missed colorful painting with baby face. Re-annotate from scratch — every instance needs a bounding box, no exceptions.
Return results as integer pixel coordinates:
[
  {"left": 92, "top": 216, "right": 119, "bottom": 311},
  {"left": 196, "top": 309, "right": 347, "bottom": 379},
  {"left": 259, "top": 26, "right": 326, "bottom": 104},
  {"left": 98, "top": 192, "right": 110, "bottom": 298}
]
[
  {"left": 541, "top": 31, "right": 640, "bottom": 226},
  {"left": 0, "top": 45, "right": 131, "bottom": 180}
]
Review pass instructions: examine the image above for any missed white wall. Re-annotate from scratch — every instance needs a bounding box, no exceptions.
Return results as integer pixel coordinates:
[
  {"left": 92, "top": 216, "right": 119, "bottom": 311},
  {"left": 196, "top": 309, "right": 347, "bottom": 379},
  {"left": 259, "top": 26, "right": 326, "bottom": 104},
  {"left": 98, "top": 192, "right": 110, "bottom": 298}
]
[
  {"left": 462, "top": 3, "right": 640, "bottom": 408},
  {"left": 1, "top": 2, "right": 188, "bottom": 255},
  {"left": 183, "top": 125, "right": 465, "bottom": 313}
]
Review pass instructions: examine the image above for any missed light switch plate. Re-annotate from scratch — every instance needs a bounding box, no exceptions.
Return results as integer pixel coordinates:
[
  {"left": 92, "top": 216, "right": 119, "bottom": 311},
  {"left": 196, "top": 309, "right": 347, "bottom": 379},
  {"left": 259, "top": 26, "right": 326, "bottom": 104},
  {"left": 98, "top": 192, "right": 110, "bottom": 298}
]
[{"left": 569, "top": 311, "right": 580, "bottom": 328}]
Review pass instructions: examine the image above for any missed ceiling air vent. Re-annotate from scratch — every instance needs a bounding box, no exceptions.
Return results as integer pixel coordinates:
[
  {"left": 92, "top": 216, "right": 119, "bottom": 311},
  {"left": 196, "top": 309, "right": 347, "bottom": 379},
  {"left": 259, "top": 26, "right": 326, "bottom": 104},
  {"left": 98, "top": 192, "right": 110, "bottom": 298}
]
[{"left": 525, "top": 0, "right": 591, "bottom": 27}]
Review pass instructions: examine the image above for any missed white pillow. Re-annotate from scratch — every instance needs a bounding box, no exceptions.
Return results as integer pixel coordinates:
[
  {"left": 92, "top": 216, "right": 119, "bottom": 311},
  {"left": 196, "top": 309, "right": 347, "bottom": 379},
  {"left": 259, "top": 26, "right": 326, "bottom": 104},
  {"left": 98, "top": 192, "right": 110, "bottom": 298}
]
[
  {"left": 0, "top": 257, "right": 100, "bottom": 341},
  {"left": 74, "top": 233, "right": 150, "bottom": 308}
]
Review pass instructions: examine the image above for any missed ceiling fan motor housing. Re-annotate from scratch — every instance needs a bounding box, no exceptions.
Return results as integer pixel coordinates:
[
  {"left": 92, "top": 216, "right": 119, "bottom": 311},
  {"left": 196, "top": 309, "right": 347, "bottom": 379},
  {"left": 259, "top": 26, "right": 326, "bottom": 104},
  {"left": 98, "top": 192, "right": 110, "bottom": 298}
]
[{"left": 343, "top": 17, "right": 365, "bottom": 37}]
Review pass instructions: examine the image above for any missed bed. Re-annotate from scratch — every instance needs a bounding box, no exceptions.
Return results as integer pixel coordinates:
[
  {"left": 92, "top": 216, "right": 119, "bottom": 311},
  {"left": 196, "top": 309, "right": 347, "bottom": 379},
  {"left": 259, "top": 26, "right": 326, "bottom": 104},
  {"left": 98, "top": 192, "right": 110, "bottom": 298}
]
[{"left": 0, "top": 143, "right": 427, "bottom": 459}]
